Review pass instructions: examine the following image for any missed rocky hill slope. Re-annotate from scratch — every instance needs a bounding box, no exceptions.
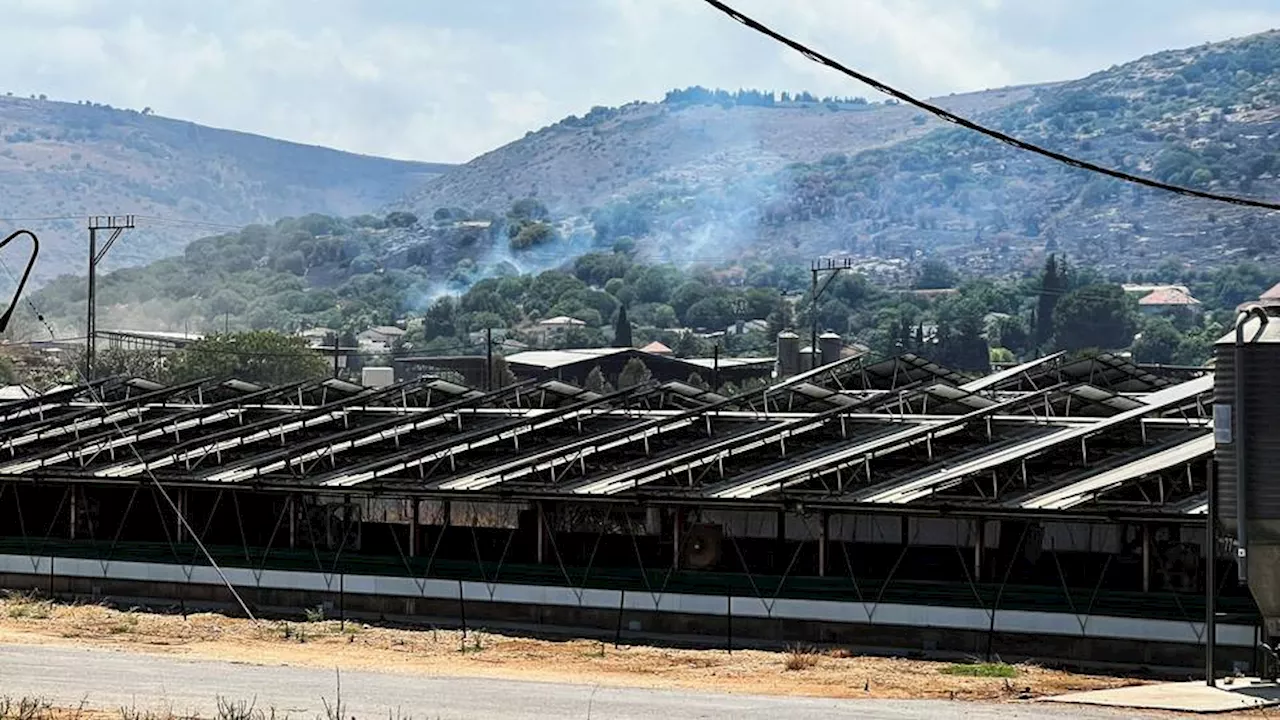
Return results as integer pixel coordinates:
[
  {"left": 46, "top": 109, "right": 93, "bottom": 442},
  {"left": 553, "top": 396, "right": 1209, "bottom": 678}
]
[
  {"left": 402, "top": 30, "right": 1280, "bottom": 279},
  {"left": 402, "top": 86, "right": 1035, "bottom": 213},
  {"left": 0, "top": 96, "right": 450, "bottom": 280}
]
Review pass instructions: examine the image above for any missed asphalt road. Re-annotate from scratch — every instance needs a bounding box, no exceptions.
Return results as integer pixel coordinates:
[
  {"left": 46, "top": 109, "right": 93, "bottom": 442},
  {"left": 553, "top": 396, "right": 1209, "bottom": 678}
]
[{"left": 0, "top": 644, "right": 1158, "bottom": 719}]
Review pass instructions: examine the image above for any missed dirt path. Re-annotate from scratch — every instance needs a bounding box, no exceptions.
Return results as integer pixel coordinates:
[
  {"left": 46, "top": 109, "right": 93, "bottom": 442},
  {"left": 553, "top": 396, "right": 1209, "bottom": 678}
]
[{"left": 0, "top": 593, "right": 1140, "bottom": 703}]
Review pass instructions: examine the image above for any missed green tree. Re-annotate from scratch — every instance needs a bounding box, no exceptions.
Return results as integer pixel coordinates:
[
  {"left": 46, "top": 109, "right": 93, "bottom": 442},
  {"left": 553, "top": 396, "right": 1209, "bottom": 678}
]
[
  {"left": 584, "top": 365, "right": 613, "bottom": 393},
  {"left": 618, "top": 357, "right": 652, "bottom": 389},
  {"left": 0, "top": 355, "right": 18, "bottom": 384},
  {"left": 685, "top": 297, "right": 735, "bottom": 330},
  {"left": 1132, "top": 317, "right": 1182, "bottom": 364},
  {"left": 613, "top": 305, "right": 633, "bottom": 347},
  {"left": 1035, "top": 254, "right": 1068, "bottom": 348},
  {"left": 167, "top": 331, "right": 329, "bottom": 386},
  {"left": 510, "top": 221, "right": 557, "bottom": 250},
  {"left": 915, "top": 258, "right": 958, "bottom": 290},
  {"left": 1053, "top": 284, "right": 1137, "bottom": 352},
  {"left": 384, "top": 211, "right": 418, "bottom": 228},
  {"left": 422, "top": 298, "right": 458, "bottom": 341},
  {"left": 87, "top": 347, "right": 165, "bottom": 381},
  {"left": 508, "top": 198, "right": 550, "bottom": 223}
]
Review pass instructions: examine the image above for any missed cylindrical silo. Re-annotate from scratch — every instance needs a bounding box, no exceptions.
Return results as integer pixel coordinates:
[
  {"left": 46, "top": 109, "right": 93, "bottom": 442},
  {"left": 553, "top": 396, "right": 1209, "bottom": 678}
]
[
  {"left": 1214, "top": 307, "right": 1280, "bottom": 637},
  {"left": 777, "top": 331, "right": 800, "bottom": 378},
  {"left": 799, "top": 345, "right": 817, "bottom": 372},
  {"left": 819, "top": 332, "right": 842, "bottom": 367}
]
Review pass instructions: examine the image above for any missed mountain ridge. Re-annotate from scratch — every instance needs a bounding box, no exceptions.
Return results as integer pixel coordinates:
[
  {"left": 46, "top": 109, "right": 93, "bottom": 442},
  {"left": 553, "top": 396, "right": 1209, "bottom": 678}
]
[
  {"left": 397, "top": 28, "right": 1280, "bottom": 280},
  {"left": 0, "top": 94, "right": 452, "bottom": 281}
]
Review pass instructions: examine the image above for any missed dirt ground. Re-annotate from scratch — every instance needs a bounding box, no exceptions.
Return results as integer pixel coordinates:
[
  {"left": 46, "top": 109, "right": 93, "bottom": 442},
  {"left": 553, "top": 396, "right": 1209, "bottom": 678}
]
[{"left": 0, "top": 593, "right": 1141, "bottom": 704}]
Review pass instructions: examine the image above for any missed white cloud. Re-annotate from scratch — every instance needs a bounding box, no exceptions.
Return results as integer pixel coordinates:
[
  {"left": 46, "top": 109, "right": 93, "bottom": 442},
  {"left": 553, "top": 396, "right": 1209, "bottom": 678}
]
[{"left": 0, "top": 0, "right": 1270, "bottom": 163}]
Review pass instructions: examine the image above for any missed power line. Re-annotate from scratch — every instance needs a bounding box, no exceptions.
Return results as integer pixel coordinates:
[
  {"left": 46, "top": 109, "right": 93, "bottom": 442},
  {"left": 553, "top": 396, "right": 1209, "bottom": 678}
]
[{"left": 698, "top": 0, "right": 1280, "bottom": 212}]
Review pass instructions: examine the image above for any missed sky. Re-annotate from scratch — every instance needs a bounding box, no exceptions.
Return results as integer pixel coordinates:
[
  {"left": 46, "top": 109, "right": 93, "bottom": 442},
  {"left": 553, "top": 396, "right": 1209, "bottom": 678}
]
[{"left": 1, "top": 0, "right": 1278, "bottom": 164}]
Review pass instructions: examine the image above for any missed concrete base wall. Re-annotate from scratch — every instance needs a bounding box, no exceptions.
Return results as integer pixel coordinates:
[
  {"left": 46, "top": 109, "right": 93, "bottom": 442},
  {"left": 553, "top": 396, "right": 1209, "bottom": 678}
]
[{"left": 0, "top": 570, "right": 1252, "bottom": 675}]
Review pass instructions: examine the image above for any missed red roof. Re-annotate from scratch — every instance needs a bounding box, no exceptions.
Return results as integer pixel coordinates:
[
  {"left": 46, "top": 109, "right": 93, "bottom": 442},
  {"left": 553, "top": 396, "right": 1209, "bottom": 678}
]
[
  {"left": 640, "top": 341, "right": 673, "bottom": 354},
  {"left": 1138, "top": 288, "right": 1200, "bottom": 306}
]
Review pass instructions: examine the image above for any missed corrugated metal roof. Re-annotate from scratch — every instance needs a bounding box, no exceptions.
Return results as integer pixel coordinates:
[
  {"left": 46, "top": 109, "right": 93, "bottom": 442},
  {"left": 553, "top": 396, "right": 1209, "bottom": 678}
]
[
  {"left": 856, "top": 375, "right": 1212, "bottom": 504},
  {"left": 1017, "top": 434, "right": 1213, "bottom": 510}
]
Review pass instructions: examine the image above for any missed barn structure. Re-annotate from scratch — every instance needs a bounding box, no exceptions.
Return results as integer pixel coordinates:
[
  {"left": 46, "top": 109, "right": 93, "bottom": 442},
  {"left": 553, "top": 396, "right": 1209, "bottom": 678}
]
[{"left": 0, "top": 351, "right": 1248, "bottom": 671}]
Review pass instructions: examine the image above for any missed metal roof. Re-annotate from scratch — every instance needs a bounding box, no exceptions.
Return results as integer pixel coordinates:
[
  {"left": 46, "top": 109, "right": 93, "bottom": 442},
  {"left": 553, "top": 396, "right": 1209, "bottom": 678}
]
[
  {"left": 1016, "top": 434, "right": 1213, "bottom": 511},
  {"left": 0, "top": 354, "right": 1216, "bottom": 520}
]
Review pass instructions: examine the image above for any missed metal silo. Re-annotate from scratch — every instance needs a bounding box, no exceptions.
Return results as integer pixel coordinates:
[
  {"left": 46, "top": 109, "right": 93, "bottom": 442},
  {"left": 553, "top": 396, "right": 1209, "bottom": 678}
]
[
  {"left": 777, "top": 331, "right": 800, "bottom": 378},
  {"left": 819, "top": 332, "right": 843, "bottom": 366},
  {"left": 1214, "top": 307, "right": 1280, "bottom": 637}
]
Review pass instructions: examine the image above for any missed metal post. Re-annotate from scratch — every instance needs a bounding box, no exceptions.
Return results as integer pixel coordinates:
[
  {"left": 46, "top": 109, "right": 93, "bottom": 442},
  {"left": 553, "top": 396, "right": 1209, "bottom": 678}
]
[
  {"left": 1142, "top": 524, "right": 1151, "bottom": 593},
  {"left": 726, "top": 587, "right": 733, "bottom": 654},
  {"left": 974, "top": 518, "right": 984, "bottom": 582},
  {"left": 85, "top": 226, "right": 95, "bottom": 379},
  {"left": 1207, "top": 459, "right": 1218, "bottom": 687},
  {"left": 288, "top": 495, "right": 296, "bottom": 549},
  {"left": 818, "top": 510, "right": 828, "bottom": 577},
  {"left": 485, "top": 327, "right": 493, "bottom": 390},
  {"left": 176, "top": 489, "right": 186, "bottom": 544},
  {"left": 535, "top": 501, "right": 545, "bottom": 564},
  {"left": 332, "top": 336, "right": 340, "bottom": 379},
  {"left": 613, "top": 588, "right": 626, "bottom": 648},
  {"left": 672, "top": 507, "right": 682, "bottom": 570},
  {"left": 809, "top": 263, "right": 819, "bottom": 369},
  {"left": 68, "top": 490, "right": 77, "bottom": 541},
  {"left": 457, "top": 578, "right": 468, "bottom": 638},
  {"left": 409, "top": 497, "right": 419, "bottom": 558}
]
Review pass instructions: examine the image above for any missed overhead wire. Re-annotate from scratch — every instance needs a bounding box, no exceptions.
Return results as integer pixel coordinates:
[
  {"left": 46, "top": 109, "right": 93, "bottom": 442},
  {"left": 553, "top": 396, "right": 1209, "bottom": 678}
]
[{"left": 698, "top": 0, "right": 1280, "bottom": 212}]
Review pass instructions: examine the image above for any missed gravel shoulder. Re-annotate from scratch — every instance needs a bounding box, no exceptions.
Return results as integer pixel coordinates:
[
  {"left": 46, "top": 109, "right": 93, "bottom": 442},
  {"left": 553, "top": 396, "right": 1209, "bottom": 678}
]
[{"left": 0, "top": 594, "right": 1143, "bottom": 706}]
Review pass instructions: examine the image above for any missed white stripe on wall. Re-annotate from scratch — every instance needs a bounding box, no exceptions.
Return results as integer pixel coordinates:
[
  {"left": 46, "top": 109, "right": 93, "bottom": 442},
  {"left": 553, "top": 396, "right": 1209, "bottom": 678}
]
[{"left": 0, "top": 553, "right": 1252, "bottom": 648}]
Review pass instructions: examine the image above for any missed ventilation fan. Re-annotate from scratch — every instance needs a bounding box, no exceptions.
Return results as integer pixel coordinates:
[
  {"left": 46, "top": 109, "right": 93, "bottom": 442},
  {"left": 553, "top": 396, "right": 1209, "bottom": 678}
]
[{"left": 682, "top": 523, "right": 723, "bottom": 570}]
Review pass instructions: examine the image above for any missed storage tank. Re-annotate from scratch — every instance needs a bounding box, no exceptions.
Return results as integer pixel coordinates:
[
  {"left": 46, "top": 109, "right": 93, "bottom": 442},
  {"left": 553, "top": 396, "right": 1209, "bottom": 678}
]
[
  {"left": 799, "top": 346, "right": 817, "bottom": 372},
  {"left": 777, "top": 331, "right": 800, "bottom": 378},
  {"left": 361, "top": 366, "right": 395, "bottom": 389},
  {"left": 819, "top": 332, "right": 842, "bottom": 367},
  {"left": 1214, "top": 307, "right": 1280, "bottom": 636}
]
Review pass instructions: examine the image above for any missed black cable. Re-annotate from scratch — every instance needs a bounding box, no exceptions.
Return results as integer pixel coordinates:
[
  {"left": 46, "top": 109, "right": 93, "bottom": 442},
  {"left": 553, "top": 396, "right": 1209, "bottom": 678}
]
[{"left": 698, "top": 0, "right": 1280, "bottom": 211}]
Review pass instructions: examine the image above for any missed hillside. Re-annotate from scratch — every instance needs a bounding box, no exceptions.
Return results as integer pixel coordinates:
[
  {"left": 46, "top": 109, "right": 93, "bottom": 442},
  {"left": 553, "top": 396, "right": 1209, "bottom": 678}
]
[
  {"left": 402, "top": 87, "right": 1035, "bottom": 213},
  {"left": 402, "top": 30, "right": 1280, "bottom": 278},
  {"left": 0, "top": 95, "right": 450, "bottom": 280}
]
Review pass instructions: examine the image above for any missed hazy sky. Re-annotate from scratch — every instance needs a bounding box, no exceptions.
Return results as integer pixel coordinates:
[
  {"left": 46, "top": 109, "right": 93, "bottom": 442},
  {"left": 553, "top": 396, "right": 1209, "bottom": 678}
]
[{"left": 3, "top": 0, "right": 1278, "bottom": 164}]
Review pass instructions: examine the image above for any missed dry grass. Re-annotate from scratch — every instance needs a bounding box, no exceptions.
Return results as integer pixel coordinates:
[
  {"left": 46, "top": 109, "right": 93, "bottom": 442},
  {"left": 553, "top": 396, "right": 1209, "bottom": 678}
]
[
  {"left": 0, "top": 595, "right": 1143, "bottom": 703},
  {"left": 782, "top": 644, "right": 820, "bottom": 672}
]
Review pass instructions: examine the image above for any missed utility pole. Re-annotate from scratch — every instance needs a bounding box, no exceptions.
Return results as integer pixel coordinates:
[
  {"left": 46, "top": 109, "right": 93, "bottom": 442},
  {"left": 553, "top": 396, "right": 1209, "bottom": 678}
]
[
  {"left": 808, "top": 257, "right": 854, "bottom": 367},
  {"left": 85, "top": 215, "right": 134, "bottom": 379},
  {"left": 332, "top": 334, "right": 341, "bottom": 379},
  {"left": 485, "top": 327, "right": 493, "bottom": 391},
  {"left": 712, "top": 344, "right": 720, "bottom": 390}
]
